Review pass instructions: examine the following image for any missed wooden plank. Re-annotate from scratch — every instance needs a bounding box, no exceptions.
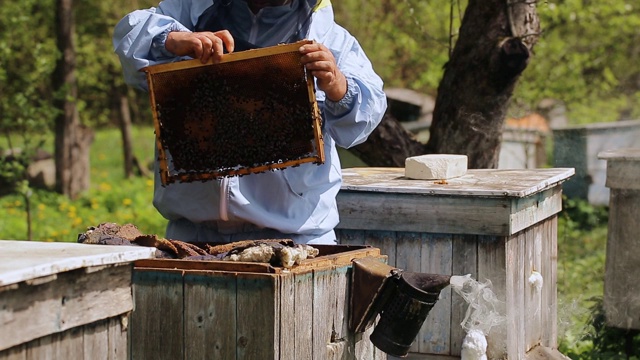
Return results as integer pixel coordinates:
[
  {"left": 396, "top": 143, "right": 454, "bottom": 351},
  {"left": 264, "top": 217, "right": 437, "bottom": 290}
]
[
  {"left": 183, "top": 272, "right": 237, "bottom": 360},
  {"left": 541, "top": 217, "right": 558, "bottom": 347},
  {"left": 524, "top": 226, "right": 543, "bottom": 351},
  {"left": 0, "top": 241, "right": 154, "bottom": 288},
  {"left": 312, "top": 269, "right": 331, "bottom": 360},
  {"left": 506, "top": 232, "right": 526, "bottom": 359},
  {"left": 130, "top": 269, "right": 184, "bottom": 360},
  {"left": 604, "top": 189, "right": 640, "bottom": 330},
  {"left": 279, "top": 272, "right": 296, "bottom": 360},
  {"left": 337, "top": 192, "right": 514, "bottom": 236},
  {"left": 0, "top": 345, "right": 26, "bottom": 360},
  {"left": 236, "top": 273, "right": 279, "bottom": 360},
  {"left": 365, "top": 231, "right": 397, "bottom": 267},
  {"left": 52, "top": 327, "right": 84, "bottom": 359},
  {"left": 354, "top": 322, "right": 377, "bottom": 360},
  {"left": 107, "top": 316, "right": 128, "bottom": 360},
  {"left": 476, "top": 235, "right": 507, "bottom": 359},
  {"left": 25, "top": 337, "right": 54, "bottom": 360},
  {"left": 418, "top": 233, "right": 453, "bottom": 355},
  {"left": 134, "top": 258, "right": 278, "bottom": 274},
  {"left": 340, "top": 167, "right": 574, "bottom": 197},
  {"left": 142, "top": 40, "right": 313, "bottom": 73},
  {"left": 450, "top": 234, "right": 480, "bottom": 356},
  {"left": 83, "top": 319, "right": 109, "bottom": 359},
  {"left": 336, "top": 229, "right": 366, "bottom": 246},
  {"left": 394, "top": 232, "right": 422, "bottom": 354},
  {"left": 0, "top": 265, "right": 134, "bottom": 352},
  {"left": 294, "top": 273, "right": 314, "bottom": 360},
  {"left": 510, "top": 187, "right": 563, "bottom": 234},
  {"left": 333, "top": 266, "right": 350, "bottom": 341}
]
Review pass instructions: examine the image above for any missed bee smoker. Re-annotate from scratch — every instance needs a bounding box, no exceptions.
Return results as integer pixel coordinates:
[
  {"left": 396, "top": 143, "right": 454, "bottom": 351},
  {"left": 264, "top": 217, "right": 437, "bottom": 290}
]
[{"left": 350, "top": 257, "right": 451, "bottom": 358}]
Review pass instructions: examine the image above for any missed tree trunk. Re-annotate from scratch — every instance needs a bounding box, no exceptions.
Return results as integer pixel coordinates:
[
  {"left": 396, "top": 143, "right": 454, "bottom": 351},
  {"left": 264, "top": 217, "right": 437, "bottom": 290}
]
[
  {"left": 425, "top": 0, "right": 540, "bottom": 169},
  {"left": 53, "top": 0, "right": 94, "bottom": 199},
  {"left": 119, "top": 92, "right": 134, "bottom": 178},
  {"left": 353, "top": 0, "right": 539, "bottom": 169},
  {"left": 350, "top": 112, "right": 426, "bottom": 167}
]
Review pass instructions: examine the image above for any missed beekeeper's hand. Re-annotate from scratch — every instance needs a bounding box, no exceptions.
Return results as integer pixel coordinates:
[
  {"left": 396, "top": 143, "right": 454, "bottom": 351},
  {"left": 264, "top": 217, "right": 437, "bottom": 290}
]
[
  {"left": 299, "top": 42, "right": 347, "bottom": 102},
  {"left": 165, "top": 31, "right": 235, "bottom": 64}
]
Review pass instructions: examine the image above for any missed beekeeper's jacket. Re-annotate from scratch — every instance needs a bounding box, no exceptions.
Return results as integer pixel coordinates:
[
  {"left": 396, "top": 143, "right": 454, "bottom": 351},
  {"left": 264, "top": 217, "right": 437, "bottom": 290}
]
[{"left": 112, "top": 0, "right": 387, "bottom": 244}]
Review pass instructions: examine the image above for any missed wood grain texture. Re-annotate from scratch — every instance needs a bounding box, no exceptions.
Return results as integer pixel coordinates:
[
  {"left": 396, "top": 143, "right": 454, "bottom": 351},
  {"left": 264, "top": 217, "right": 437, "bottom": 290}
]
[
  {"left": 236, "top": 273, "right": 279, "bottom": 360},
  {"left": 450, "top": 235, "right": 480, "bottom": 356},
  {"left": 294, "top": 272, "right": 314, "bottom": 360},
  {"left": 0, "top": 265, "right": 133, "bottom": 352},
  {"left": 183, "top": 272, "right": 237, "bottom": 359},
  {"left": 0, "top": 241, "right": 154, "bottom": 288},
  {"left": 604, "top": 188, "right": 640, "bottom": 330},
  {"left": 130, "top": 269, "right": 184, "bottom": 360},
  {"left": 419, "top": 233, "right": 453, "bottom": 355}
]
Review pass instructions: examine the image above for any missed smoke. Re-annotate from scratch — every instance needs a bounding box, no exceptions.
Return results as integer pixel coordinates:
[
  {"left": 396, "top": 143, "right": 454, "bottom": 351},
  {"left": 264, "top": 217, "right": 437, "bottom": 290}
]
[{"left": 450, "top": 274, "right": 507, "bottom": 359}]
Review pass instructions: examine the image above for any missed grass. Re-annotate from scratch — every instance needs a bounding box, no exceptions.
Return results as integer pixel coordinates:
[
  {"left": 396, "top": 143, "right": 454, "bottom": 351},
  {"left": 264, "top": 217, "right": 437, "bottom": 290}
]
[
  {"left": 1, "top": 126, "right": 638, "bottom": 358},
  {"left": 0, "top": 125, "right": 166, "bottom": 242}
]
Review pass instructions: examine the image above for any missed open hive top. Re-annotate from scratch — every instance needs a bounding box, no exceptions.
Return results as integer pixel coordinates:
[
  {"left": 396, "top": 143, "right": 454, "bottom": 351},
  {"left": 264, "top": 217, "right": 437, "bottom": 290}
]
[{"left": 143, "top": 40, "right": 324, "bottom": 185}]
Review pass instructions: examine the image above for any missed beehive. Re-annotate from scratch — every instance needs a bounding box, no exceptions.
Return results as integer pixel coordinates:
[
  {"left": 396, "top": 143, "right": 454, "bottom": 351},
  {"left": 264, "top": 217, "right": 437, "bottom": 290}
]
[
  {"left": 143, "top": 40, "right": 324, "bottom": 185},
  {"left": 129, "top": 244, "right": 387, "bottom": 359}
]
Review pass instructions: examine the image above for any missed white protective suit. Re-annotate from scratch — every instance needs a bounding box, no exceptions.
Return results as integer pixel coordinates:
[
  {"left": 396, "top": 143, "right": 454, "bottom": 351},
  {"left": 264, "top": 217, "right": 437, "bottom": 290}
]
[{"left": 113, "top": 0, "right": 387, "bottom": 244}]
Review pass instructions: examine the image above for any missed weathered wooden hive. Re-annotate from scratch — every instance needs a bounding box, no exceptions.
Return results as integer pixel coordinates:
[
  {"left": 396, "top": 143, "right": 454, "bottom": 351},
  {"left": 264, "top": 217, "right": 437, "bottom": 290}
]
[
  {"left": 143, "top": 40, "right": 324, "bottom": 185},
  {"left": 129, "top": 244, "right": 387, "bottom": 359}
]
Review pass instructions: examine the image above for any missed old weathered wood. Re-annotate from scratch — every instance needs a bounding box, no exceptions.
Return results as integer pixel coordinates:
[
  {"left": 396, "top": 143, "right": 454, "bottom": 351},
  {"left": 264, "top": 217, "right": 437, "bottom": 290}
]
[
  {"left": 506, "top": 231, "right": 526, "bottom": 359},
  {"left": 312, "top": 269, "right": 331, "bottom": 359},
  {"left": 419, "top": 234, "right": 453, "bottom": 355},
  {"left": 0, "top": 241, "right": 155, "bottom": 287},
  {"left": 336, "top": 167, "right": 570, "bottom": 359},
  {"left": 0, "top": 264, "right": 133, "bottom": 351},
  {"left": 108, "top": 316, "right": 128, "bottom": 360},
  {"left": 237, "top": 273, "right": 279, "bottom": 359},
  {"left": 475, "top": 235, "right": 504, "bottom": 358},
  {"left": 183, "top": 271, "right": 237, "bottom": 359},
  {"left": 0, "top": 301, "right": 131, "bottom": 360},
  {"left": 450, "top": 235, "right": 479, "bottom": 356},
  {"left": 129, "top": 270, "right": 184, "bottom": 360},
  {"left": 599, "top": 148, "right": 640, "bottom": 330},
  {"left": 130, "top": 247, "right": 385, "bottom": 360},
  {"left": 337, "top": 168, "right": 572, "bottom": 236},
  {"left": 83, "top": 319, "right": 109, "bottom": 359},
  {"left": 293, "top": 272, "right": 314, "bottom": 360}
]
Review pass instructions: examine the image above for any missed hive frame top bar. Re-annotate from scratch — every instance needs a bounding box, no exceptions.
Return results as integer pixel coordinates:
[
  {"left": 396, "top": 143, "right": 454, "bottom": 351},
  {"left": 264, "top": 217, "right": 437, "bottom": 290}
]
[{"left": 142, "top": 40, "right": 314, "bottom": 74}]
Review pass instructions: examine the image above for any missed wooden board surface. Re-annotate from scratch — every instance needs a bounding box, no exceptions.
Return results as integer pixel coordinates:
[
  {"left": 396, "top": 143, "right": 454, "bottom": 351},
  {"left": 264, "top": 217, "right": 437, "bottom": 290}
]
[
  {"left": 340, "top": 167, "right": 574, "bottom": 197},
  {"left": 0, "top": 240, "right": 155, "bottom": 287},
  {"left": 0, "top": 265, "right": 134, "bottom": 352}
]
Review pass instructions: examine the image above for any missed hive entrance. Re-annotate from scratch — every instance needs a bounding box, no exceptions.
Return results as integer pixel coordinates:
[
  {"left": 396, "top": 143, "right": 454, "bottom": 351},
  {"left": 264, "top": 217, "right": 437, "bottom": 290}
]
[{"left": 143, "top": 40, "right": 324, "bottom": 185}]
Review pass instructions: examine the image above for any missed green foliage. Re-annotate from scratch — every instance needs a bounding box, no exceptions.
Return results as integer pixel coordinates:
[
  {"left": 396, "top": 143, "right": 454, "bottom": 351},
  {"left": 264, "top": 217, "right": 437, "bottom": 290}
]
[
  {"left": 554, "top": 197, "right": 640, "bottom": 358},
  {"left": 562, "top": 297, "right": 640, "bottom": 360},
  {"left": 0, "top": 126, "right": 165, "bottom": 242},
  {"left": 515, "top": 0, "right": 640, "bottom": 122},
  {"left": 333, "top": 0, "right": 467, "bottom": 95}
]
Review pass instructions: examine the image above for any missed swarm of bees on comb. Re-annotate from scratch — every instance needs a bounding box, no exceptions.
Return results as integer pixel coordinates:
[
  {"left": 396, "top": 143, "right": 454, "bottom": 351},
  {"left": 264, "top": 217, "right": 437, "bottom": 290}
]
[{"left": 143, "top": 40, "right": 325, "bottom": 185}]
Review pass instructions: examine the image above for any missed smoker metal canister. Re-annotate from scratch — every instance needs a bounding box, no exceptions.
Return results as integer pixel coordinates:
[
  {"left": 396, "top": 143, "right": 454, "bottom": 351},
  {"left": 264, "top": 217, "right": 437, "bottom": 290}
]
[{"left": 369, "top": 272, "right": 449, "bottom": 357}]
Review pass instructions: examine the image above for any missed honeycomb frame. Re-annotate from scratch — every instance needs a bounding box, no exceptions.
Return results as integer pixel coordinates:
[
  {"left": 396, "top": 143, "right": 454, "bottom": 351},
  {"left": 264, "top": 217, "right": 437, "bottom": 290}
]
[{"left": 142, "top": 40, "right": 324, "bottom": 185}]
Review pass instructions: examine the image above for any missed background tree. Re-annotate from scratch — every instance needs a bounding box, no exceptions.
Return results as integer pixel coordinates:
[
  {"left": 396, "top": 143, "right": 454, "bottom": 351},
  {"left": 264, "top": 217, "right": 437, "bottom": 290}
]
[{"left": 53, "top": 0, "right": 94, "bottom": 199}]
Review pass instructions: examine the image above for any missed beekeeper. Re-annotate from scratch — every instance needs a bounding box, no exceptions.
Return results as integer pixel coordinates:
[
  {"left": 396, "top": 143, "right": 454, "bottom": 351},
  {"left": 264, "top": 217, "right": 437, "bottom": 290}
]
[{"left": 113, "top": 0, "right": 387, "bottom": 244}]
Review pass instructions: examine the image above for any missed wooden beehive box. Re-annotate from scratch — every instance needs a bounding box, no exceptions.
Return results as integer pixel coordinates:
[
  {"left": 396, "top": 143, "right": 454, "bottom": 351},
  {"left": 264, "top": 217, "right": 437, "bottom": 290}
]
[
  {"left": 335, "top": 167, "right": 574, "bottom": 360},
  {"left": 599, "top": 148, "right": 640, "bottom": 330},
  {"left": 0, "top": 241, "right": 155, "bottom": 360},
  {"left": 142, "top": 40, "right": 324, "bottom": 185},
  {"left": 129, "top": 244, "right": 387, "bottom": 360}
]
